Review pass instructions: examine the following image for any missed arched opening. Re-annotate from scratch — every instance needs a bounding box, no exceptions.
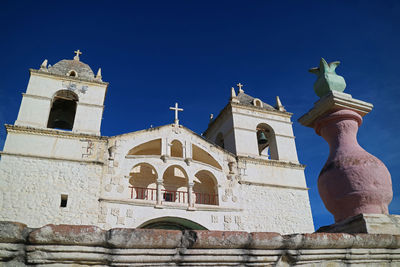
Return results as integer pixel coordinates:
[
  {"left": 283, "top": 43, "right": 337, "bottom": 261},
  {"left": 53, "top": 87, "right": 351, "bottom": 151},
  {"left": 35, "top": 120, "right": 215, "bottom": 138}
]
[
  {"left": 256, "top": 123, "right": 278, "bottom": 160},
  {"left": 192, "top": 144, "right": 222, "bottom": 170},
  {"left": 253, "top": 98, "right": 263, "bottom": 108},
  {"left": 129, "top": 163, "right": 158, "bottom": 201},
  {"left": 128, "top": 139, "right": 161, "bottom": 156},
  {"left": 162, "top": 165, "right": 188, "bottom": 203},
  {"left": 138, "top": 216, "right": 207, "bottom": 230},
  {"left": 47, "top": 90, "right": 78, "bottom": 130},
  {"left": 170, "top": 140, "right": 183, "bottom": 158},
  {"left": 215, "top": 132, "right": 224, "bottom": 149},
  {"left": 67, "top": 70, "right": 77, "bottom": 77},
  {"left": 193, "top": 170, "right": 218, "bottom": 205}
]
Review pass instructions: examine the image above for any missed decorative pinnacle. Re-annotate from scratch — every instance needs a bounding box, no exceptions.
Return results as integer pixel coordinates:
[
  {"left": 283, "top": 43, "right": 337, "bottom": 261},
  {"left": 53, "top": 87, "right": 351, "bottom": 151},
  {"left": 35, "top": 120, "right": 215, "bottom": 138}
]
[
  {"left": 74, "top": 49, "right": 82, "bottom": 61},
  {"left": 275, "top": 96, "right": 286, "bottom": 112},
  {"left": 230, "top": 87, "right": 239, "bottom": 103},
  {"left": 40, "top": 59, "right": 48, "bottom": 70},
  {"left": 95, "top": 68, "right": 102, "bottom": 81},
  {"left": 309, "top": 58, "right": 346, "bottom": 98}
]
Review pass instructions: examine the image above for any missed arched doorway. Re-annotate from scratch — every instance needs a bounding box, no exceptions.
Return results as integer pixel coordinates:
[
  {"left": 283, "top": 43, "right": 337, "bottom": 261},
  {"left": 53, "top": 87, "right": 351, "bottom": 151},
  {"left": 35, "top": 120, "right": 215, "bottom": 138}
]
[{"left": 138, "top": 216, "right": 207, "bottom": 230}]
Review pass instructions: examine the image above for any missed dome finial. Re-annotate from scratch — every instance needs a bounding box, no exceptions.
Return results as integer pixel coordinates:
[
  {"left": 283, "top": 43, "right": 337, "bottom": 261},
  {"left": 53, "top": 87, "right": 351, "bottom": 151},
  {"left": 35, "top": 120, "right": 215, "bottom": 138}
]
[{"left": 74, "top": 49, "right": 82, "bottom": 61}]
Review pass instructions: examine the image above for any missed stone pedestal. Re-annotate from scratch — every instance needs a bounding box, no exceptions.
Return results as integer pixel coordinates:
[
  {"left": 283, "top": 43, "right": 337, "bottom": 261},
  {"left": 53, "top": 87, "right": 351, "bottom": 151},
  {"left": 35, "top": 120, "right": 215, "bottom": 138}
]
[
  {"left": 299, "top": 91, "right": 393, "bottom": 223},
  {"left": 317, "top": 213, "right": 400, "bottom": 234}
]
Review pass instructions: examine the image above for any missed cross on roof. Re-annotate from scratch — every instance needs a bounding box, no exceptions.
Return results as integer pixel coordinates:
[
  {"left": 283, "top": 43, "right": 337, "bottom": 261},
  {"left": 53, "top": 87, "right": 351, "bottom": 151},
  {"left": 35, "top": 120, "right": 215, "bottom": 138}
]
[
  {"left": 74, "top": 49, "right": 82, "bottom": 61},
  {"left": 237, "top": 82, "right": 244, "bottom": 92},
  {"left": 169, "top": 102, "right": 183, "bottom": 125}
]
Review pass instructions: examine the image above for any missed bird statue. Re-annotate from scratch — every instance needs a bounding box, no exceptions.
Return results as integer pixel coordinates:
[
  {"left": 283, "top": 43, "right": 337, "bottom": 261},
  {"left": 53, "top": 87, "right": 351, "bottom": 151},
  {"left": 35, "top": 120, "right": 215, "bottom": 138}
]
[{"left": 309, "top": 58, "right": 346, "bottom": 97}]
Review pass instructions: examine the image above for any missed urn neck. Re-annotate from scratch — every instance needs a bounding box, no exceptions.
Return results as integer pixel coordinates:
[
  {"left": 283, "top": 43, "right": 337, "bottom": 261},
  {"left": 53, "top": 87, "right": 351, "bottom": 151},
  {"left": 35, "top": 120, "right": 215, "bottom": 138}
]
[{"left": 315, "top": 109, "right": 363, "bottom": 151}]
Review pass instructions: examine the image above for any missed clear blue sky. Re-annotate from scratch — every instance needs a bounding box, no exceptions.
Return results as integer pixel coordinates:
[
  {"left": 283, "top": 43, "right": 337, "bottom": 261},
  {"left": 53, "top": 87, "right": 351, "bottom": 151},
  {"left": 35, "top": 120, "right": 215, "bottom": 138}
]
[{"left": 1, "top": 1, "right": 399, "bottom": 230}]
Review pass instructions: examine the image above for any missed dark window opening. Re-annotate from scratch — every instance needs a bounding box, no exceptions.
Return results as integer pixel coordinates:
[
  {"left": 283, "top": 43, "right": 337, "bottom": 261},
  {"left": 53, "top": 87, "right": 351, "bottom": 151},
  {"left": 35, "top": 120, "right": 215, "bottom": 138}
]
[
  {"left": 60, "top": 194, "right": 68, "bottom": 207},
  {"left": 163, "top": 192, "right": 174, "bottom": 202},
  {"left": 68, "top": 71, "right": 76, "bottom": 77},
  {"left": 47, "top": 90, "right": 78, "bottom": 130}
]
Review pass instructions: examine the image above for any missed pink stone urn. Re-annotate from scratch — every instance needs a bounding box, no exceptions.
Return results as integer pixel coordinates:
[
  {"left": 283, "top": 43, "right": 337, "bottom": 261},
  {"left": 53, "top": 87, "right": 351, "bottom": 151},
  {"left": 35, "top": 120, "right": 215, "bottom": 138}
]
[{"left": 315, "top": 109, "right": 393, "bottom": 222}]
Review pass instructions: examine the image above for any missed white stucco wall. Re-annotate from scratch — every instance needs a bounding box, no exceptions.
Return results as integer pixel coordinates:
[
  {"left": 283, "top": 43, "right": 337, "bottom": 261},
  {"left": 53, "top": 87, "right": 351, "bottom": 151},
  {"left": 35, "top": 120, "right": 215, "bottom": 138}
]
[
  {"left": 0, "top": 155, "right": 102, "bottom": 227},
  {"left": 238, "top": 183, "right": 314, "bottom": 234}
]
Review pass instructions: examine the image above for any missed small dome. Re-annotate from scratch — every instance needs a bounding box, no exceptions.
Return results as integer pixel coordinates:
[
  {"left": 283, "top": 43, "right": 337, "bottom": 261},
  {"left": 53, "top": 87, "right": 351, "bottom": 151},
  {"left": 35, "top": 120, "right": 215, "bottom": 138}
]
[{"left": 48, "top": 59, "right": 95, "bottom": 80}]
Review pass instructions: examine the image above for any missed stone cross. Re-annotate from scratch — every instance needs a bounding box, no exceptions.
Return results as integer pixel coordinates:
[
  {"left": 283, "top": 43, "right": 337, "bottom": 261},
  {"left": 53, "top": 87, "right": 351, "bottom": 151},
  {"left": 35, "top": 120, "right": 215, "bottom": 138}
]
[
  {"left": 237, "top": 82, "right": 244, "bottom": 93},
  {"left": 169, "top": 102, "right": 183, "bottom": 125},
  {"left": 74, "top": 50, "right": 82, "bottom": 61}
]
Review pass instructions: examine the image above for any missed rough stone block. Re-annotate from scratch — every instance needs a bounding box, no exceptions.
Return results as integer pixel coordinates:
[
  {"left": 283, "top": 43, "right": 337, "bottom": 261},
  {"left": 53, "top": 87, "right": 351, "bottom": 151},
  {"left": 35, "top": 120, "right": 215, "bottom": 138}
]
[
  {"left": 189, "top": 230, "right": 249, "bottom": 249},
  {"left": 28, "top": 224, "right": 106, "bottom": 246},
  {"left": 0, "top": 222, "right": 28, "bottom": 243},
  {"left": 317, "top": 213, "right": 400, "bottom": 235},
  {"left": 107, "top": 228, "right": 182, "bottom": 249}
]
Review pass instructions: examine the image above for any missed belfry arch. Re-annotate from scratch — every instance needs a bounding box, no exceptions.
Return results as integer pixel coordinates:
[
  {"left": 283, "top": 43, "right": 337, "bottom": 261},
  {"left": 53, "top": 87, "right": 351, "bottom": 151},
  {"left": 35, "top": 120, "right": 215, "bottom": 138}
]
[
  {"left": 47, "top": 90, "right": 78, "bottom": 130},
  {"left": 256, "top": 123, "right": 278, "bottom": 160}
]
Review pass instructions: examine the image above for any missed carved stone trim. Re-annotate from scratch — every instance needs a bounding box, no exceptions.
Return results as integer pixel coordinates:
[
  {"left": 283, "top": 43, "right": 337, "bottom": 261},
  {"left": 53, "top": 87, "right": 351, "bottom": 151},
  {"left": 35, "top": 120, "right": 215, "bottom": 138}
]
[
  {"left": 22, "top": 93, "right": 51, "bottom": 101},
  {"left": 5, "top": 124, "right": 107, "bottom": 140},
  {"left": 237, "top": 156, "right": 305, "bottom": 169},
  {"left": 77, "top": 102, "right": 104, "bottom": 108},
  {"left": 239, "top": 180, "right": 309, "bottom": 190},
  {"left": 99, "top": 197, "right": 242, "bottom": 212},
  {"left": 0, "top": 151, "right": 104, "bottom": 165},
  {"left": 31, "top": 69, "right": 109, "bottom": 86}
]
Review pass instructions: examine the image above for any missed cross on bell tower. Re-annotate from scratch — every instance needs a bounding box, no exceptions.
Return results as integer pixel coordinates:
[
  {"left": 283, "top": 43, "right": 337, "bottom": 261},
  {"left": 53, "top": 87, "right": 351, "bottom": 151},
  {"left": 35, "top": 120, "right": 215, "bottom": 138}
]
[
  {"left": 74, "top": 49, "right": 82, "bottom": 61},
  {"left": 237, "top": 82, "right": 245, "bottom": 93},
  {"left": 169, "top": 102, "right": 183, "bottom": 125}
]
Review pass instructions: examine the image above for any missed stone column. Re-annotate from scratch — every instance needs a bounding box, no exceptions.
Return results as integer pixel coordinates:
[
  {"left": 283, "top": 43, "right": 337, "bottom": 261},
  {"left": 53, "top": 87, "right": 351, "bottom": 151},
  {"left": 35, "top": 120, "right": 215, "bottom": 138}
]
[
  {"left": 299, "top": 90, "right": 393, "bottom": 223},
  {"left": 187, "top": 182, "right": 195, "bottom": 211},
  {"left": 155, "top": 179, "right": 163, "bottom": 208}
]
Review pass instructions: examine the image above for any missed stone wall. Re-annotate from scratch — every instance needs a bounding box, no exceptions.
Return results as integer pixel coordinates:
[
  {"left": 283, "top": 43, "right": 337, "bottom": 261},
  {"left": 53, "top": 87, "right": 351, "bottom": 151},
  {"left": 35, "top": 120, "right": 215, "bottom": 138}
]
[
  {"left": 239, "top": 183, "right": 314, "bottom": 233},
  {"left": 1, "top": 221, "right": 399, "bottom": 266},
  {"left": 0, "top": 155, "right": 102, "bottom": 227}
]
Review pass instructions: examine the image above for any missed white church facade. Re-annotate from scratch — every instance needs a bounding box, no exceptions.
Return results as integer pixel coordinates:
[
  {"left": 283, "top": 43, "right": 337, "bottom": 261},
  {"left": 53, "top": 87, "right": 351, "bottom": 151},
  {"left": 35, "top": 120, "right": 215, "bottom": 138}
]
[{"left": 0, "top": 52, "right": 314, "bottom": 234}]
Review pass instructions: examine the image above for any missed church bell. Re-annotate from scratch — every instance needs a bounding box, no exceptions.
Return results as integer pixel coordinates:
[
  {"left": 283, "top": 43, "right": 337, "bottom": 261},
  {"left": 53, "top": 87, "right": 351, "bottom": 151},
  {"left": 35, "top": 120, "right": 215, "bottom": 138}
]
[{"left": 257, "top": 131, "right": 268, "bottom": 144}]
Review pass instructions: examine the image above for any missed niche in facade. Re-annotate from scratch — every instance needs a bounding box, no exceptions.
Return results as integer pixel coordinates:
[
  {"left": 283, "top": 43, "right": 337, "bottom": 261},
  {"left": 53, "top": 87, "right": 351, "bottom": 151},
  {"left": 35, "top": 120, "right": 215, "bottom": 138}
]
[
  {"left": 47, "top": 90, "right": 78, "bottom": 130},
  {"left": 128, "top": 139, "right": 162, "bottom": 156},
  {"left": 170, "top": 140, "right": 183, "bottom": 157},
  {"left": 192, "top": 144, "right": 222, "bottom": 170}
]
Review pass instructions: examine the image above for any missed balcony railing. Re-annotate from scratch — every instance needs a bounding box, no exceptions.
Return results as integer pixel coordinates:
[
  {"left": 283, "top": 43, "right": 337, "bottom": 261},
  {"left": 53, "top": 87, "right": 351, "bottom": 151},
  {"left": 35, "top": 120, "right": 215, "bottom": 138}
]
[
  {"left": 128, "top": 186, "right": 218, "bottom": 205},
  {"left": 129, "top": 186, "right": 157, "bottom": 201},
  {"left": 194, "top": 192, "right": 218, "bottom": 205},
  {"left": 162, "top": 189, "right": 188, "bottom": 203}
]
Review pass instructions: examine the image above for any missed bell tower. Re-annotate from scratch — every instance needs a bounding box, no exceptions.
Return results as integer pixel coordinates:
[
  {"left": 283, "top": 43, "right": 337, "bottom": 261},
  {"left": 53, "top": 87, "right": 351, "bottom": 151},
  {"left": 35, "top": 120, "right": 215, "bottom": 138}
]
[
  {"left": 14, "top": 50, "right": 108, "bottom": 135},
  {"left": 204, "top": 83, "right": 299, "bottom": 163}
]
